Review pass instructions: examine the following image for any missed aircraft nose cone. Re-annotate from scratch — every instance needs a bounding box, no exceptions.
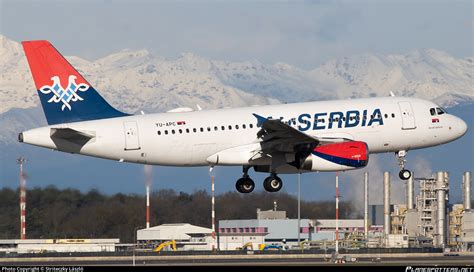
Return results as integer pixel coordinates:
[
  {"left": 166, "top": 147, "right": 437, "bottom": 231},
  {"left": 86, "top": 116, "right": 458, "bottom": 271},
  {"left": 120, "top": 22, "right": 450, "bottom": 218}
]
[{"left": 458, "top": 117, "right": 468, "bottom": 137}]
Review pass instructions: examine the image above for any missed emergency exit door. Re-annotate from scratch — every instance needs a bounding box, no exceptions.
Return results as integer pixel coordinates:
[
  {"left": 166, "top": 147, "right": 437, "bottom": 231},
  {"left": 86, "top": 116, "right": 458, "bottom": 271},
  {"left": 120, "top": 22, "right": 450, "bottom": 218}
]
[
  {"left": 124, "top": 121, "right": 141, "bottom": 150},
  {"left": 398, "top": 101, "right": 416, "bottom": 130}
]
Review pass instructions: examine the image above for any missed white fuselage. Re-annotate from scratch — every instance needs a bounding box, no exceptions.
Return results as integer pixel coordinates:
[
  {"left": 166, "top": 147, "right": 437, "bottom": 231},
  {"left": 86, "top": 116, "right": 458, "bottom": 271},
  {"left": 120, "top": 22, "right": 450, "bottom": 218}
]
[{"left": 21, "top": 97, "right": 467, "bottom": 171}]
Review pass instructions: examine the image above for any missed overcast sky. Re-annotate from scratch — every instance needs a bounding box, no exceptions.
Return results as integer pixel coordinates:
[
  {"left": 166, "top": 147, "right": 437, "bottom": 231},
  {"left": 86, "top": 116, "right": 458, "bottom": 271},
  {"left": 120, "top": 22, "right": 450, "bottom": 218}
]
[{"left": 1, "top": 0, "right": 472, "bottom": 68}]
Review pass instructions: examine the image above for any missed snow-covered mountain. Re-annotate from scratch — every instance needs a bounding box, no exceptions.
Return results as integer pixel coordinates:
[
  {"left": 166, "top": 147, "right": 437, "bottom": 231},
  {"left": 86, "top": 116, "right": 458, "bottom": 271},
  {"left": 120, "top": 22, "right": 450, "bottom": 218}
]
[
  {"left": 0, "top": 34, "right": 473, "bottom": 145},
  {"left": 2, "top": 35, "right": 473, "bottom": 115},
  {"left": 0, "top": 36, "right": 279, "bottom": 115}
]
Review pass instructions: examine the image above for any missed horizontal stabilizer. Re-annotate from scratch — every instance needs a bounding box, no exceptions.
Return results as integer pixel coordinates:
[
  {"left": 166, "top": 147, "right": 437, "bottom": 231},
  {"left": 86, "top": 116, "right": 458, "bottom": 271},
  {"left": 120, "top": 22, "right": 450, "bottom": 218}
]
[{"left": 50, "top": 128, "right": 94, "bottom": 143}]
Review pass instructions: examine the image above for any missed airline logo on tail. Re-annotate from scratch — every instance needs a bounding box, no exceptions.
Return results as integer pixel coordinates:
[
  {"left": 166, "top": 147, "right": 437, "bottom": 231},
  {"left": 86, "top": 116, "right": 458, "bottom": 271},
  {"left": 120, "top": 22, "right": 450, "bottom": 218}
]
[{"left": 39, "top": 75, "right": 89, "bottom": 111}]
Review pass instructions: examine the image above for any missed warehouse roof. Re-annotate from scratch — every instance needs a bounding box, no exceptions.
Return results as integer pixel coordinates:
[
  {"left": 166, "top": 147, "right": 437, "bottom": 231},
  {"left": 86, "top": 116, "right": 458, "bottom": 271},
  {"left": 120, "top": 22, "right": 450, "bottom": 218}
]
[{"left": 137, "top": 223, "right": 212, "bottom": 241}]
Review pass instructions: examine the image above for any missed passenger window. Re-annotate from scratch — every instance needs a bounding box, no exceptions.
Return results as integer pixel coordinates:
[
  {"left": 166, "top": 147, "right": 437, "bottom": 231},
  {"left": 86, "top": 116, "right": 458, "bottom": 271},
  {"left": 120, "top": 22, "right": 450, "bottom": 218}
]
[
  {"left": 186, "top": 128, "right": 189, "bottom": 133},
  {"left": 243, "top": 124, "right": 246, "bottom": 129},
  {"left": 193, "top": 128, "right": 197, "bottom": 133},
  {"left": 214, "top": 126, "right": 218, "bottom": 131},
  {"left": 172, "top": 130, "right": 175, "bottom": 134},
  {"left": 207, "top": 127, "right": 211, "bottom": 132},
  {"left": 228, "top": 125, "right": 232, "bottom": 130},
  {"left": 235, "top": 125, "right": 239, "bottom": 129},
  {"left": 391, "top": 113, "right": 395, "bottom": 118},
  {"left": 200, "top": 128, "right": 204, "bottom": 132},
  {"left": 221, "top": 126, "right": 225, "bottom": 130},
  {"left": 179, "top": 129, "right": 182, "bottom": 134},
  {"left": 430, "top": 108, "right": 436, "bottom": 116},
  {"left": 250, "top": 124, "right": 253, "bottom": 128},
  {"left": 384, "top": 114, "right": 388, "bottom": 118},
  {"left": 165, "top": 130, "right": 168, "bottom": 135},
  {"left": 158, "top": 131, "right": 161, "bottom": 135}
]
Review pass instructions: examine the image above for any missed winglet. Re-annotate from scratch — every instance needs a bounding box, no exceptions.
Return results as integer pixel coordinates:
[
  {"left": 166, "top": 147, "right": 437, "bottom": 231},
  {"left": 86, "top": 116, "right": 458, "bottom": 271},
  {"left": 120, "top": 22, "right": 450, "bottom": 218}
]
[{"left": 252, "top": 113, "right": 268, "bottom": 127}]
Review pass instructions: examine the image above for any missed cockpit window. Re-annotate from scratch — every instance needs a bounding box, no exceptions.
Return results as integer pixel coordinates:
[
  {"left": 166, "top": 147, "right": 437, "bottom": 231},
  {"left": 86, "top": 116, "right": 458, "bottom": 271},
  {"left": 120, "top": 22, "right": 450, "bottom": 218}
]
[
  {"left": 430, "top": 108, "right": 436, "bottom": 116},
  {"left": 436, "top": 107, "right": 446, "bottom": 115}
]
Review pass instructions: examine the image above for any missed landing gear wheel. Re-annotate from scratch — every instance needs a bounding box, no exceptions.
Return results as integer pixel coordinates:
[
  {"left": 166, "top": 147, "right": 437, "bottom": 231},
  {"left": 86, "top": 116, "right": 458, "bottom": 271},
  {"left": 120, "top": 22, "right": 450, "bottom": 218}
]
[
  {"left": 395, "top": 150, "right": 412, "bottom": 180},
  {"left": 235, "top": 177, "right": 255, "bottom": 194},
  {"left": 399, "top": 169, "right": 412, "bottom": 180},
  {"left": 263, "top": 175, "right": 283, "bottom": 192}
]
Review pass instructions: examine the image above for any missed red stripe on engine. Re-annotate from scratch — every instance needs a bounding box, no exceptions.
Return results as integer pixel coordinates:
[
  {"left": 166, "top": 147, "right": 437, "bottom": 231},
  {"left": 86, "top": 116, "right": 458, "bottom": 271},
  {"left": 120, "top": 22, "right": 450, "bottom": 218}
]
[{"left": 314, "top": 141, "right": 368, "bottom": 161}]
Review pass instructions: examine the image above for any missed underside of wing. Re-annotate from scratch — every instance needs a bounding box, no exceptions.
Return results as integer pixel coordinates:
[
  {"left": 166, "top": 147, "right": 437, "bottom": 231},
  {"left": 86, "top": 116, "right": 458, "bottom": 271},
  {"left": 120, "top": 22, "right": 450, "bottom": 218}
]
[{"left": 251, "top": 113, "right": 355, "bottom": 170}]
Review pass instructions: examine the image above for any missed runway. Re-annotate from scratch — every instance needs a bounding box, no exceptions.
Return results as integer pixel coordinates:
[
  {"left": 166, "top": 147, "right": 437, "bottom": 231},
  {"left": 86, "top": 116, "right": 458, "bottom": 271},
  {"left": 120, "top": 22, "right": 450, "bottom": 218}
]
[{"left": 2, "top": 253, "right": 474, "bottom": 266}]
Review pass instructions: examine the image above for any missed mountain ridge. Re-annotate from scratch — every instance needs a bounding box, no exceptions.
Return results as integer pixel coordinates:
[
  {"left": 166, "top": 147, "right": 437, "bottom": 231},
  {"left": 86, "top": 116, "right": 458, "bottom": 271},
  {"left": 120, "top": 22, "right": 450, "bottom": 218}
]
[{"left": 1, "top": 35, "right": 473, "bottom": 145}]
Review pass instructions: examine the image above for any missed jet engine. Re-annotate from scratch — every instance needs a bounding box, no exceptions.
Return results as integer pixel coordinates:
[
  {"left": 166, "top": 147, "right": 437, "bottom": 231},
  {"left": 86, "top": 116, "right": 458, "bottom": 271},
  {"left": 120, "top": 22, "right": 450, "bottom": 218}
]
[{"left": 300, "top": 141, "right": 369, "bottom": 171}]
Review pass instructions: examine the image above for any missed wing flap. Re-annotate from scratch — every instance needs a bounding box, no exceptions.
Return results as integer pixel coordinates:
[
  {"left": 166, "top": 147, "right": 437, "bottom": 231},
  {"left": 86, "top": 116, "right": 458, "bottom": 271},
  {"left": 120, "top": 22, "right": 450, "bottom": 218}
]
[{"left": 252, "top": 113, "right": 353, "bottom": 169}]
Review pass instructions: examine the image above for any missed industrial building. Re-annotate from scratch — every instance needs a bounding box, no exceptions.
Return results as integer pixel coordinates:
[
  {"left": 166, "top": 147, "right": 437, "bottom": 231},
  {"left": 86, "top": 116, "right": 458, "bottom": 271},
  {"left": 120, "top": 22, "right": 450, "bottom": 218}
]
[
  {"left": 219, "top": 208, "right": 380, "bottom": 250},
  {"left": 375, "top": 171, "right": 473, "bottom": 250},
  {"left": 136, "top": 223, "right": 215, "bottom": 251},
  {"left": 0, "top": 239, "right": 119, "bottom": 254},
  {"left": 133, "top": 171, "right": 472, "bottom": 252}
]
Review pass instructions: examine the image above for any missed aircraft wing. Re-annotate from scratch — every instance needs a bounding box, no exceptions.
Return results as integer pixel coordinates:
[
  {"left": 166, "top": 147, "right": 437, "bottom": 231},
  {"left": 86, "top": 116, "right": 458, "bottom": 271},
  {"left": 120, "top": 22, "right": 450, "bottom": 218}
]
[{"left": 252, "top": 113, "right": 351, "bottom": 169}]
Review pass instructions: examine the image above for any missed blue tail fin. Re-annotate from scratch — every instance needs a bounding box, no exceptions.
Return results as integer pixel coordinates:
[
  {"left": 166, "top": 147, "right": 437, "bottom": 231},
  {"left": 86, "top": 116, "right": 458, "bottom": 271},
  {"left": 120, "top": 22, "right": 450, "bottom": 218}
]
[{"left": 22, "top": 40, "right": 129, "bottom": 125}]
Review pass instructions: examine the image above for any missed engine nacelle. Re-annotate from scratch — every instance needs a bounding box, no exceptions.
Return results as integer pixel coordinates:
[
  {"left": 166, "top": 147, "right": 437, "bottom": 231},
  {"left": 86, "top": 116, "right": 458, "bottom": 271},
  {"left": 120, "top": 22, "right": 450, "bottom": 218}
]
[{"left": 301, "top": 141, "right": 368, "bottom": 172}]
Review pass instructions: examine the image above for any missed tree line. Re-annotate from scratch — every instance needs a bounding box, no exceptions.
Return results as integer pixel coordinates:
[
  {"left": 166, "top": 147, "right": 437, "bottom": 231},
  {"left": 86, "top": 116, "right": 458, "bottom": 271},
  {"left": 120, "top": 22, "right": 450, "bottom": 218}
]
[{"left": 0, "top": 186, "right": 357, "bottom": 242}]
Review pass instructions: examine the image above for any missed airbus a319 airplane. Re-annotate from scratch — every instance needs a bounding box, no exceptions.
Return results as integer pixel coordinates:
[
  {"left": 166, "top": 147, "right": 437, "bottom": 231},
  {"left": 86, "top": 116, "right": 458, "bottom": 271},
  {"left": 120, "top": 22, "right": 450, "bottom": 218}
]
[{"left": 19, "top": 40, "right": 468, "bottom": 193}]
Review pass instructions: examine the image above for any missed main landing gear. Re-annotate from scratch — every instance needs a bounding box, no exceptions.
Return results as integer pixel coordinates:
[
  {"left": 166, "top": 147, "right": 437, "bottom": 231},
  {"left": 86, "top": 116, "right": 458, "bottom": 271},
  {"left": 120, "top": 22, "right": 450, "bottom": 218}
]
[
  {"left": 236, "top": 166, "right": 255, "bottom": 194},
  {"left": 263, "top": 174, "right": 283, "bottom": 193},
  {"left": 235, "top": 167, "right": 283, "bottom": 193},
  {"left": 396, "top": 150, "right": 412, "bottom": 180}
]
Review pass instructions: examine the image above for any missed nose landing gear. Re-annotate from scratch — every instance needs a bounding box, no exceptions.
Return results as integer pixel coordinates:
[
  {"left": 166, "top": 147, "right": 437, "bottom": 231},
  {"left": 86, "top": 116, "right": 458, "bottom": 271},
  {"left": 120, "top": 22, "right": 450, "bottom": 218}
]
[{"left": 396, "top": 150, "right": 412, "bottom": 180}]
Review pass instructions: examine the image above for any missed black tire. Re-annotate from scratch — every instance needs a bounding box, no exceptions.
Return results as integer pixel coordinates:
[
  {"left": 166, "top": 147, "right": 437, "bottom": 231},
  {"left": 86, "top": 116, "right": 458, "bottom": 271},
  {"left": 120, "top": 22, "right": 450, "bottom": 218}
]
[
  {"left": 236, "top": 177, "right": 255, "bottom": 193},
  {"left": 399, "top": 169, "right": 411, "bottom": 180},
  {"left": 263, "top": 176, "right": 283, "bottom": 192}
]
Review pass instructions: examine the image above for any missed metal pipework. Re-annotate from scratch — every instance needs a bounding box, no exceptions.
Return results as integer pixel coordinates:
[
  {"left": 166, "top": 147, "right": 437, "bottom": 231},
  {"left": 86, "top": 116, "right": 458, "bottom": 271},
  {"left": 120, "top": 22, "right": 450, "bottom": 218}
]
[
  {"left": 383, "top": 172, "right": 391, "bottom": 236},
  {"left": 436, "top": 171, "right": 447, "bottom": 248},
  {"left": 464, "top": 171, "right": 471, "bottom": 210},
  {"left": 407, "top": 174, "right": 414, "bottom": 210},
  {"left": 364, "top": 172, "right": 369, "bottom": 237}
]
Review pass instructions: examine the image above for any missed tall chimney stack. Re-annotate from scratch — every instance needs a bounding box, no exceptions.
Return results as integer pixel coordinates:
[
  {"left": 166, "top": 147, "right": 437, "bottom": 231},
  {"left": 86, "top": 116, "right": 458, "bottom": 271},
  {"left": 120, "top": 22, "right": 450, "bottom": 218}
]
[
  {"left": 146, "top": 185, "right": 150, "bottom": 229},
  {"left": 407, "top": 174, "right": 414, "bottom": 210},
  {"left": 464, "top": 171, "right": 471, "bottom": 210},
  {"left": 383, "top": 172, "right": 391, "bottom": 236},
  {"left": 17, "top": 157, "right": 26, "bottom": 240},
  {"left": 436, "top": 171, "right": 447, "bottom": 248},
  {"left": 364, "top": 172, "right": 369, "bottom": 237},
  {"left": 144, "top": 165, "right": 152, "bottom": 229}
]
